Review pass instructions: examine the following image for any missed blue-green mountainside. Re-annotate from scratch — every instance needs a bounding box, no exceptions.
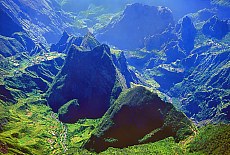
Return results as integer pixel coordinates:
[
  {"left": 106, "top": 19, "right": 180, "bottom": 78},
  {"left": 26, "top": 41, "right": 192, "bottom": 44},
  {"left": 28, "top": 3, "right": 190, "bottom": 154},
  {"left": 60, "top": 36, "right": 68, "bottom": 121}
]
[{"left": 0, "top": 0, "right": 229, "bottom": 154}]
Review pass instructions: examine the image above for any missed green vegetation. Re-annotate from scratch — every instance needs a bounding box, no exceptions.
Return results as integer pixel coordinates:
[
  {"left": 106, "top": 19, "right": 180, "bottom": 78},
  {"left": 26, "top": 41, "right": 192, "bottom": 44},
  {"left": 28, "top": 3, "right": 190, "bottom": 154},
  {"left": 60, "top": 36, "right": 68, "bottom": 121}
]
[
  {"left": 0, "top": 1, "right": 229, "bottom": 155},
  {"left": 0, "top": 98, "right": 57, "bottom": 154},
  {"left": 0, "top": 51, "right": 68, "bottom": 154},
  {"left": 83, "top": 86, "right": 196, "bottom": 153},
  {"left": 58, "top": 99, "right": 79, "bottom": 115},
  {"left": 0, "top": 97, "right": 100, "bottom": 154},
  {"left": 0, "top": 47, "right": 229, "bottom": 154},
  {"left": 66, "top": 119, "right": 101, "bottom": 153},
  {"left": 110, "top": 48, "right": 122, "bottom": 56},
  {"left": 1, "top": 102, "right": 229, "bottom": 155},
  {"left": 188, "top": 124, "right": 230, "bottom": 155},
  {"left": 100, "top": 124, "right": 230, "bottom": 155},
  {"left": 101, "top": 137, "right": 184, "bottom": 155}
]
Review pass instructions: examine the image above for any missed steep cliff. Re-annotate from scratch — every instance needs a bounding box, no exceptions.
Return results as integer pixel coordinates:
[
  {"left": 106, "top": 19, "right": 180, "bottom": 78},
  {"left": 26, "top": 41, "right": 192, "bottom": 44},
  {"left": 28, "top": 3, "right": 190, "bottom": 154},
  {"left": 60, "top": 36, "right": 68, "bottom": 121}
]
[
  {"left": 47, "top": 44, "right": 127, "bottom": 123},
  {"left": 97, "top": 3, "right": 174, "bottom": 49}
]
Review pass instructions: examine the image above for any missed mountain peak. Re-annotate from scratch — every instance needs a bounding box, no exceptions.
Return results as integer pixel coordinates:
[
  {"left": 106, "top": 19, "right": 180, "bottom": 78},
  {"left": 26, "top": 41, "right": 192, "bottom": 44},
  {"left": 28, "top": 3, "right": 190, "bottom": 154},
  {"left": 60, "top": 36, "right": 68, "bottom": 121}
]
[
  {"left": 84, "top": 86, "right": 195, "bottom": 152},
  {"left": 47, "top": 43, "right": 126, "bottom": 123}
]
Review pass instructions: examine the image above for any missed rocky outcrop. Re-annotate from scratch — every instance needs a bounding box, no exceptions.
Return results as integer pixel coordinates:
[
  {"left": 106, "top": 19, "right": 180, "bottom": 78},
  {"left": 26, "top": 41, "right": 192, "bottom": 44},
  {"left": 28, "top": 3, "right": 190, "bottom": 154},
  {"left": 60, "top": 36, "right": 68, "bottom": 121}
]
[
  {"left": 164, "top": 41, "right": 186, "bottom": 63},
  {"left": 50, "top": 31, "right": 73, "bottom": 53},
  {"left": 144, "top": 16, "right": 196, "bottom": 57},
  {"left": 112, "top": 52, "right": 139, "bottom": 87},
  {"left": 144, "top": 27, "right": 177, "bottom": 51},
  {"left": 97, "top": 3, "right": 174, "bottom": 50},
  {"left": 177, "top": 16, "right": 197, "bottom": 54},
  {"left": 202, "top": 16, "right": 229, "bottom": 39},
  {"left": 84, "top": 86, "right": 195, "bottom": 152},
  {"left": 47, "top": 44, "right": 127, "bottom": 123},
  {"left": 80, "top": 32, "right": 101, "bottom": 50},
  {"left": 50, "top": 32, "right": 100, "bottom": 53}
]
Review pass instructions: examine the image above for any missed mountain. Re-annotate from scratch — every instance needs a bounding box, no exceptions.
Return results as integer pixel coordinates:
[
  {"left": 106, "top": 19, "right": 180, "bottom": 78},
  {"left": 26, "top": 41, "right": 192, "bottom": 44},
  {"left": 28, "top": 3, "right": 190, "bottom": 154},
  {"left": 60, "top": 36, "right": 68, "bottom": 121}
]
[
  {"left": 0, "top": 1, "right": 229, "bottom": 154},
  {"left": 202, "top": 16, "right": 229, "bottom": 39},
  {"left": 0, "top": 8, "right": 23, "bottom": 37},
  {"left": 0, "top": 0, "right": 77, "bottom": 43},
  {"left": 0, "top": 32, "right": 47, "bottom": 57},
  {"left": 84, "top": 86, "right": 195, "bottom": 152},
  {"left": 122, "top": 8, "right": 230, "bottom": 123},
  {"left": 97, "top": 3, "right": 174, "bottom": 50},
  {"left": 169, "top": 45, "right": 230, "bottom": 122},
  {"left": 112, "top": 51, "right": 139, "bottom": 88},
  {"left": 25, "top": 57, "right": 65, "bottom": 84},
  {"left": 0, "top": 35, "right": 25, "bottom": 57},
  {"left": 0, "top": 85, "right": 15, "bottom": 103},
  {"left": 47, "top": 41, "right": 133, "bottom": 123},
  {"left": 99, "top": 124, "right": 230, "bottom": 155},
  {"left": 0, "top": 7, "right": 47, "bottom": 57},
  {"left": 50, "top": 31, "right": 100, "bottom": 53}
]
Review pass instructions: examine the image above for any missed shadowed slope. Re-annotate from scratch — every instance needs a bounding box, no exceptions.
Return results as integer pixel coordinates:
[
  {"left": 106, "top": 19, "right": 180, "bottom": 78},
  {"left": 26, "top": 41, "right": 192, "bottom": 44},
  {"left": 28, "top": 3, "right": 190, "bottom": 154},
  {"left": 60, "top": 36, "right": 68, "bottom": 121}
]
[
  {"left": 47, "top": 44, "right": 126, "bottom": 123},
  {"left": 84, "top": 86, "right": 195, "bottom": 152}
]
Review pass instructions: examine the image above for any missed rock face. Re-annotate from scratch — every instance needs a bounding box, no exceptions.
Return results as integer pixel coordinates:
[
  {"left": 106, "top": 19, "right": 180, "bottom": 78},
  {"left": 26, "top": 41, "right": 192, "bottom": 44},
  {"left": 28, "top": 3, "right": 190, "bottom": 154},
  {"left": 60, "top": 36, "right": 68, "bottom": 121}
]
[
  {"left": 112, "top": 52, "right": 139, "bottom": 88},
  {"left": 97, "top": 3, "right": 174, "bottom": 50},
  {"left": 144, "top": 16, "right": 196, "bottom": 57},
  {"left": 84, "top": 86, "right": 194, "bottom": 152},
  {"left": 169, "top": 48, "right": 230, "bottom": 122},
  {"left": 0, "top": 32, "right": 46, "bottom": 57},
  {"left": 50, "top": 31, "right": 76, "bottom": 53},
  {"left": 177, "top": 16, "right": 197, "bottom": 53},
  {"left": 0, "top": 8, "right": 23, "bottom": 37},
  {"left": 0, "top": 0, "right": 76, "bottom": 43},
  {"left": 144, "top": 27, "right": 177, "bottom": 51},
  {"left": 202, "top": 16, "right": 229, "bottom": 39},
  {"left": 164, "top": 41, "right": 185, "bottom": 63},
  {"left": 47, "top": 44, "right": 127, "bottom": 123},
  {"left": 50, "top": 32, "right": 100, "bottom": 53}
]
